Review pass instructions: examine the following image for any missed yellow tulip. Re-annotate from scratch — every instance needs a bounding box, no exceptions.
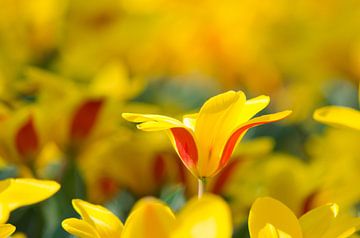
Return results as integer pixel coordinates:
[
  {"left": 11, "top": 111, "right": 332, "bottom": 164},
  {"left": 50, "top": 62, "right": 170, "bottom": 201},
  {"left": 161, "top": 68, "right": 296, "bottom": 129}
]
[
  {"left": 62, "top": 199, "right": 124, "bottom": 238},
  {"left": 63, "top": 194, "right": 232, "bottom": 238},
  {"left": 249, "top": 197, "right": 360, "bottom": 238},
  {"left": 171, "top": 194, "right": 232, "bottom": 238},
  {"left": 0, "top": 178, "right": 60, "bottom": 223},
  {"left": 123, "top": 90, "right": 291, "bottom": 195},
  {"left": 0, "top": 178, "right": 60, "bottom": 238}
]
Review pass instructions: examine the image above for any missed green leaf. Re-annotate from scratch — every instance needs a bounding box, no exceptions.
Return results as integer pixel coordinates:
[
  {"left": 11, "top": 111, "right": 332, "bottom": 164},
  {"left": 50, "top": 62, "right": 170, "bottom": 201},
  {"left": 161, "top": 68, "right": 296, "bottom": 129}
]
[{"left": 159, "top": 184, "right": 186, "bottom": 212}]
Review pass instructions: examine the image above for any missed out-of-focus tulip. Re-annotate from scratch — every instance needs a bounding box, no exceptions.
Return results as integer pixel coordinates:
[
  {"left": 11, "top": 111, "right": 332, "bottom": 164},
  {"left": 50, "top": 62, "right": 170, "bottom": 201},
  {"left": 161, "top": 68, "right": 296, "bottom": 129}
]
[
  {"left": 249, "top": 197, "right": 360, "bottom": 238},
  {"left": 0, "top": 178, "right": 60, "bottom": 237},
  {"left": 62, "top": 194, "right": 232, "bottom": 238},
  {"left": 314, "top": 86, "right": 360, "bottom": 130}
]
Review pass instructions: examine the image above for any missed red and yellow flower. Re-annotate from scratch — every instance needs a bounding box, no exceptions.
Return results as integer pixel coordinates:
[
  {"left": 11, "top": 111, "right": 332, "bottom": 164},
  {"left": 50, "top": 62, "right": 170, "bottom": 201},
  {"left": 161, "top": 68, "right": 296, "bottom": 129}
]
[{"left": 123, "top": 90, "right": 291, "bottom": 179}]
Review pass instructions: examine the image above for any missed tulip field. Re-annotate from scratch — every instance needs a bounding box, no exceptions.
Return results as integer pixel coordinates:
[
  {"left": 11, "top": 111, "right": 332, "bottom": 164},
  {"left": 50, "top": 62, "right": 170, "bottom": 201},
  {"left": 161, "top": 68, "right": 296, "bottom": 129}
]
[{"left": 0, "top": 0, "right": 359, "bottom": 237}]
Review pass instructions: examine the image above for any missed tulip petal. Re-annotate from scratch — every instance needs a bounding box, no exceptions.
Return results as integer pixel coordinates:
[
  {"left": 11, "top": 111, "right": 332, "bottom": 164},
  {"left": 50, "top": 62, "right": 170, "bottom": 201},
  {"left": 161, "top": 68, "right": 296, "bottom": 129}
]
[
  {"left": 168, "top": 128, "right": 198, "bottom": 173},
  {"left": 258, "top": 224, "right": 293, "bottom": 238},
  {"left": 217, "top": 110, "right": 292, "bottom": 174},
  {"left": 0, "top": 179, "right": 60, "bottom": 223},
  {"left": 62, "top": 218, "right": 100, "bottom": 238},
  {"left": 183, "top": 113, "right": 197, "bottom": 131},
  {"left": 122, "top": 113, "right": 184, "bottom": 131},
  {"left": 70, "top": 99, "right": 104, "bottom": 140},
  {"left": 299, "top": 204, "right": 360, "bottom": 238},
  {"left": 122, "top": 198, "right": 175, "bottom": 238},
  {"left": 322, "top": 216, "right": 360, "bottom": 238},
  {"left": 122, "top": 113, "right": 199, "bottom": 173},
  {"left": 249, "top": 197, "right": 302, "bottom": 238},
  {"left": 314, "top": 106, "right": 360, "bottom": 130},
  {"left": 15, "top": 116, "right": 39, "bottom": 158},
  {"left": 299, "top": 203, "right": 338, "bottom": 238},
  {"left": 258, "top": 224, "right": 279, "bottom": 238},
  {"left": 194, "top": 91, "right": 246, "bottom": 175},
  {"left": 172, "top": 194, "right": 232, "bottom": 238},
  {"left": 72, "top": 199, "right": 123, "bottom": 238},
  {"left": 0, "top": 224, "right": 16, "bottom": 238}
]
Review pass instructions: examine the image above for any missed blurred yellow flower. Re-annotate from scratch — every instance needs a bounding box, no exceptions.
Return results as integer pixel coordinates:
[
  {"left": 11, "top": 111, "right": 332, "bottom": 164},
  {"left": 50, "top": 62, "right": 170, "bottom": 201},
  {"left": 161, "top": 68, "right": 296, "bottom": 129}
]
[
  {"left": 306, "top": 128, "right": 360, "bottom": 211},
  {"left": 0, "top": 178, "right": 60, "bottom": 237},
  {"left": 314, "top": 106, "right": 360, "bottom": 131},
  {"left": 314, "top": 86, "right": 360, "bottom": 130},
  {"left": 249, "top": 197, "right": 360, "bottom": 238},
  {"left": 62, "top": 194, "right": 232, "bottom": 238}
]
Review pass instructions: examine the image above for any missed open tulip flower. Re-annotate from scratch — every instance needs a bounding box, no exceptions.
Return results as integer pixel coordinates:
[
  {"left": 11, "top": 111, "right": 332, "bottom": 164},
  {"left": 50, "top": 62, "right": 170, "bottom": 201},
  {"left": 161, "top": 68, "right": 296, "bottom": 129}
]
[
  {"left": 62, "top": 194, "right": 232, "bottom": 238},
  {"left": 0, "top": 178, "right": 60, "bottom": 237},
  {"left": 249, "top": 197, "right": 360, "bottom": 238},
  {"left": 123, "top": 90, "right": 291, "bottom": 195}
]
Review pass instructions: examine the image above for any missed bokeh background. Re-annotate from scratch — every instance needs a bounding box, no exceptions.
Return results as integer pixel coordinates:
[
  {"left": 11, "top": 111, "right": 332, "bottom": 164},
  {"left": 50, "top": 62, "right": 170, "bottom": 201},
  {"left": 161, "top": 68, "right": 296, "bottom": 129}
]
[{"left": 0, "top": 0, "right": 359, "bottom": 237}]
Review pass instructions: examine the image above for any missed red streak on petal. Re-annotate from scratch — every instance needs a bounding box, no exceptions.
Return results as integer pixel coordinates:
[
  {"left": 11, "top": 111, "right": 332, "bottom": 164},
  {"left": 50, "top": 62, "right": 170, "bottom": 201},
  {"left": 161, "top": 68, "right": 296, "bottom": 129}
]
[
  {"left": 170, "top": 128, "right": 198, "bottom": 168},
  {"left": 15, "top": 116, "right": 39, "bottom": 158},
  {"left": 211, "top": 159, "right": 241, "bottom": 194},
  {"left": 153, "top": 154, "right": 166, "bottom": 185},
  {"left": 219, "top": 122, "right": 265, "bottom": 171},
  {"left": 70, "top": 99, "right": 104, "bottom": 140},
  {"left": 301, "top": 191, "right": 318, "bottom": 215}
]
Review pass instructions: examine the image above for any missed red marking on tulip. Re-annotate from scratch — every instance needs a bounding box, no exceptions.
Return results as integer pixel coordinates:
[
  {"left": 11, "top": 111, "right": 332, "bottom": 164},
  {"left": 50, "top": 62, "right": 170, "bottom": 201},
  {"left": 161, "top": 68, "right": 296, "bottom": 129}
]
[
  {"left": 99, "top": 177, "right": 118, "bottom": 197},
  {"left": 301, "top": 191, "right": 318, "bottom": 215},
  {"left": 153, "top": 154, "right": 166, "bottom": 185},
  {"left": 70, "top": 99, "right": 104, "bottom": 140},
  {"left": 15, "top": 116, "right": 39, "bottom": 158},
  {"left": 170, "top": 128, "right": 198, "bottom": 168},
  {"left": 218, "top": 122, "right": 264, "bottom": 172},
  {"left": 211, "top": 159, "right": 241, "bottom": 194}
]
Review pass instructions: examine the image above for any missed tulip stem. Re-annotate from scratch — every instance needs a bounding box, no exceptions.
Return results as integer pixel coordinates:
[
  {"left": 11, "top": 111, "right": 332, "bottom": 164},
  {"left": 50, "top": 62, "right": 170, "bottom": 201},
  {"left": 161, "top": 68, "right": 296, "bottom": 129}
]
[{"left": 198, "top": 177, "right": 206, "bottom": 198}]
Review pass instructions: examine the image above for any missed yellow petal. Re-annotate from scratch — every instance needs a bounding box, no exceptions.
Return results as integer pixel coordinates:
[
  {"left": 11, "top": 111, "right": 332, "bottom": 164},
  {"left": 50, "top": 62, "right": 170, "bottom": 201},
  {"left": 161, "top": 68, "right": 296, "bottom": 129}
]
[
  {"left": 0, "top": 179, "right": 60, "bottom": 223},
  {"left": 314, "top": 106, "right": 360, "bottom": 130},
  {"left": 62, "top": 218, "right": 100, "bottom": 238},
  {"left": 122, "top": 198, "right": 175, "bottom": 238},
  {"left": 322, "top": 216, "right": 360, "bottom": 238},
  {"left": 258, "top": 224, "right": 279, "bottom": 238},
  {"left": 248, "top": 197, "right": 302, "bottom": 238},
  {"left": 0, "top": 224, "right": 15, "bottom": 238},
  {"left": 122, "top": 113, "right": 184, "bottom": 131},
  {"left": 299, "top": 203, "right": 338, "bottom": 238},
  {"left": 123, "top": 112, "right": 199, "bottom": 175},
  {"left": 258, "top": 224, "right": 293, "bottom": 238},
  {"left": 213, "top": 110, "right": 292, "bottom": 176},
  {"left": 194, "top": 91, "right": 246, "bottom": 175},
  {"left": 172, "top": 194, "right": 232, "bottom": 238},
  {"left": 300, "top": 204, "right": 360, "bottom": 238},
  {"left": 183, "top": 113, "right": 198, "bottom": 131},
  {"left": 72, "top": 199, "right": 123, "bottom": 238},
  {"left": 10, "top": 232, "right": 27, "bottom": 238}
]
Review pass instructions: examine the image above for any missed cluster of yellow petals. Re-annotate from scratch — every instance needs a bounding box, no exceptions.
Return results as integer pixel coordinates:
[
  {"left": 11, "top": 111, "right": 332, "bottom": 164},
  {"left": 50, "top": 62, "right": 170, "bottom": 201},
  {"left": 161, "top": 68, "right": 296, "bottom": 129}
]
[
  {"left": 249, "top": 197, "right": 360, "bottom": 238},
  {"left": 0, "top": 178, "right": 60, "bottom": 237},
  {"left": 62, "top": 194, "right": 360, "bottom": 238},
  {"left": 62, "top": 194, "right": 232, "bottom": 238}
]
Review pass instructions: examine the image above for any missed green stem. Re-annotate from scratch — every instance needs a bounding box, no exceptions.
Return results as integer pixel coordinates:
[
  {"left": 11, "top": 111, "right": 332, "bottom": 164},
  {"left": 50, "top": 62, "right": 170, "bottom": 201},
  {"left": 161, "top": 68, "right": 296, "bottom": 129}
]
[{"left": 198, "top": 177, "right": 206, "bottom": 198}]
